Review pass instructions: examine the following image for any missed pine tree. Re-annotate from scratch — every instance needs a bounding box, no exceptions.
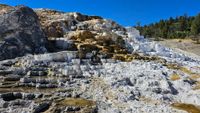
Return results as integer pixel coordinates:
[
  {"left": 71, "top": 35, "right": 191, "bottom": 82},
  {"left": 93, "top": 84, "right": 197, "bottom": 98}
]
[
  {"left": 137, "top": 13, "right": 199, "bottom": 40},
  {"left": 179, "top": 15, "right": 187, "bottom": 31},
  {"left": 191, "top": 14, "right": 200, "bottom": 35},
  {"left": 191, "top": 13, "right": 200, "bottom": 43}
]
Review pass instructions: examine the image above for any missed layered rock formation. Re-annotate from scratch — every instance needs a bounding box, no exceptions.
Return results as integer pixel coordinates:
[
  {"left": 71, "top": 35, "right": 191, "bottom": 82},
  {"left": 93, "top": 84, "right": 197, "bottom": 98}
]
[
  {"left": 0, "top": 5, "right": 47, "bottom": 60},
  {"left": 0, "top": 4, "right": 200, "bottom": 113},
  {"left": 0, "top": 5, "right": 130, "bottom": 61},
  {"left": 35, "top": 9, "right": 129, "bottom": 58}
]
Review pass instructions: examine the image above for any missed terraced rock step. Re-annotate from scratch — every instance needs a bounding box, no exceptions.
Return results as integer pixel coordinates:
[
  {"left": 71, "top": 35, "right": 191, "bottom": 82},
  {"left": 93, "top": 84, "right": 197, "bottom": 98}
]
[
  {"left": 0, "top": 48, "right": 199, "bottom": 113},
  {"left": 0, "top": 4, "right": 200, "bottom": 113}
]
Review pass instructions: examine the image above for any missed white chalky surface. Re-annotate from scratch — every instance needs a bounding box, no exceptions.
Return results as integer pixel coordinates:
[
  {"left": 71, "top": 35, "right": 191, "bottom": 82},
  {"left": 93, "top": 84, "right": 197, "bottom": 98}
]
[{"left": 0, "top": 9, "right": 200, "bottom": 112}]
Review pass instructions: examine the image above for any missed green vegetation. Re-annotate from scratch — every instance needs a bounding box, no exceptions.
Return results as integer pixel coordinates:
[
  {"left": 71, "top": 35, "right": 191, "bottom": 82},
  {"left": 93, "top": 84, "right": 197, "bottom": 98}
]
[
  {"left": 191, "top": 14, "right": 200, "bottom": 43},
  {"left": 136, "top": 13, "right": 200, "bottom": 43}
]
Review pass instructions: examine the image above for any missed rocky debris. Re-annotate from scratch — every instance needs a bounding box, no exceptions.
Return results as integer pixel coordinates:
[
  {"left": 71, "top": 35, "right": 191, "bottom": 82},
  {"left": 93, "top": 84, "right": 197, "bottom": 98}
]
[
  {"left": 0, "top": 92, "right": 42, "bottom": 100},
  {"left": 0, "top": 70, "right": 13, "bottom": 75},
  {"left": 3, "top": 74, "right": 21, "bottom": 81},
  {"left": 33, "top": 102, "right": 50, "bottom": 113},
  {"left": 0, "top": 49, "right": 199, "bottom": 113},
  {"left": 35, "top": 8, "right": 128, "bottom": 58},
  {"left": 1, "top": 93, "right": 22, "bottom": 101},
  {"left": 90, "top": 51, "right": 102, "bottom": 65},
  {"left": 0, "top": 4, "right": 200, "bottom": 113},
  {"left": 35, "top": 9, "right": 102, "bottom": 38},
  {"left": 68, "top": 31, "right": 128, "bottom": 60},
  {"left": 27, "top": 71, "right": 48, "bottom": 77},
  {"left": 0, "top": 5, "right": 47, "bottom": 61}
]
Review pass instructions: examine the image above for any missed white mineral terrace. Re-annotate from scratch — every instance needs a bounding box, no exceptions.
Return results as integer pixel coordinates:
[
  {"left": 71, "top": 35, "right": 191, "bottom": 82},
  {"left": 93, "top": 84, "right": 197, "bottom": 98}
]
[{"left": 0, "top": 28, "right": 200, "bottom": 113}]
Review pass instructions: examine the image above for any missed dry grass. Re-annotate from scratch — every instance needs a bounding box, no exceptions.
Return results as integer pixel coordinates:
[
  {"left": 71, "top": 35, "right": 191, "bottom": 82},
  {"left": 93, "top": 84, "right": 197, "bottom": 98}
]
[
  {"left": 132, "top": 53, "right": 162, "bottom": 61},
  {"left": 174, "top": 38, "right": 193, "bottom": 42},
  {"left": 193, "top": 82, "right": 200, "bottom": 90},
  {"left": 68, "top": 30, "right": 95, "bottom": 41},
  {"left": 164, "top": 64, "right": 197, "bottom": 75},
  {"left": 170, "top": 73, "right": 181, "bottom": 81},
  {"left": 164, "top": 63, "right": 181, "bottom": 70},
  {"left": 112, "top": 54, "right": 134, "bottom": 62},
  {"left": 139, "top": 96, "right": 161, "bottom": 105},
  {"left": 171, "top": 103, "right": 200, "bottom": 113},
  {"left": 177, "top": 67, "right": 200, "bottom": 90},
  {"left": 190, "top": 74, "right": 200, "bottom": 80},
  {"left": 180, "top": 67, "right": 194, "bottom": 75},
  {"left": 0, "top": 87, "right": 61, "bottom": 93},
  {"left": 193, "top": 85, "right": 200, "bottom": 90},
  {"left": 58, "top": 98, "right": 95, "bottom": 107},
  {"left": 112, "top": 53, "right": 163, "bottom": 62},
  {"left": 160, "top": 39, "right": 200, "bottom": 56},
  {"left": 44, "top": 98, "right": 96, "bottom": 113},
  {"left": 165, "top": 65, "right": 200, "bottom": 89}
]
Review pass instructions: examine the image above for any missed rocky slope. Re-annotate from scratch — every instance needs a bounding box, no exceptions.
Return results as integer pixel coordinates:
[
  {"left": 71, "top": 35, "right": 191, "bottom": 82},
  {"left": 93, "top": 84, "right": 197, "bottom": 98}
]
[
  {"left": 0, "top": 5, "right": 47, "bottom": 60},
  {"left": 0, "top": 4, "right": 200, "bottom": 113},
  {"left": 35, "top": 8, "right": 129, "bottom": 59}
]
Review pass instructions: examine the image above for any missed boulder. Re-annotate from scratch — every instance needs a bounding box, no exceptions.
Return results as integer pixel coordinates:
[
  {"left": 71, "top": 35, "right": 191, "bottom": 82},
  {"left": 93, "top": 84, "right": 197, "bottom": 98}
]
[
  {"left": 33, "top": 102, "right": 50, "bottom": 113},
  {"left": 1, "top": 93, "right": 22, "bottom": 101},
  {"left": 3, "top": 74, "right": 21, "bottom": 81},
  {"left": 0, "top": 5, "right": 47, "bottom": 60}
]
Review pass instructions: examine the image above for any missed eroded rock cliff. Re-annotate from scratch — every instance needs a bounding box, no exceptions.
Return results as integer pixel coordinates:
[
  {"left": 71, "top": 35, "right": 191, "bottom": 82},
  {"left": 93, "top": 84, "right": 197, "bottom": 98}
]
[{"left": 0, "top": 5, "right": 47, "bottom": 60}]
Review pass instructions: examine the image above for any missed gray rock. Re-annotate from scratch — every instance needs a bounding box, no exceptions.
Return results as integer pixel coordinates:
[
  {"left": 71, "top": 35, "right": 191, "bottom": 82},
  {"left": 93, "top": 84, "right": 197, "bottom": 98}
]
[
  {"left": 3, "top": 74, "right": 21, "bottom": 81},
  {"left": 0, "top": 100, "right": 9, "bottom": 108},
  {"left": 51, "top": 39, "right": 77, "bottom": 51},
  {"left": 9, "top": 99, "right": 27, "bottom": 106},
  {"left": 33, "top": 102, "right": 50, "bottom": 113},
  {"left": 0, "top": 70, "right": 13, "bottom": 75},
  {"left": 36, "top": 79, "right": 49, "bottom": 84},
  {"left": 20, "top": 77, "right": 36, "bottom": 83},
  {"left": 24, "top": 93, "right": 35, "bottom": 100},
  {"left": 1, "top": 60, "right": 15, "bottom": 66},
  {"left": 13, "top": 92, "right": 23, "bottom": 99},
  {"left": 65, "top": 106, "right": 81, "bottom": 112},
  {"left": 1, "top": 93, "right": 22, "bottom": 101},
  {"left": 36, "top": 84, "right": 57, "bottom": 88},
  {"left": 27, "top": 71, "right": 47, "bottom": 76},
  {"left": 0, "top": 5, "right": 47, "bottom": 60}
]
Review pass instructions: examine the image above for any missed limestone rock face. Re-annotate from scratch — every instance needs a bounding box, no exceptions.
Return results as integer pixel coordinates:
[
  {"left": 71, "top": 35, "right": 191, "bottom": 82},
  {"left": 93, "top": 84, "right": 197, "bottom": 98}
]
[
  {"left": 0, "top": 4, "right": 13, "bottom": 14},
  {"left": 0, "top": 5, "right": 47, "bottom": 61},
  {"left": 35, "top": 8, "right": 128, "bottom": 57},
  {"left": 35, "top": 9, "right": 102, "bottom": 38}
]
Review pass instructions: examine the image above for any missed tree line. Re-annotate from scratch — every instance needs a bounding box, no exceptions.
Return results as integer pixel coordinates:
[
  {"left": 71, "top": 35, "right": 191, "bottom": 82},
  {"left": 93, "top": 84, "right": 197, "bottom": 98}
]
[{"left": 135, "top": 13, "right": 200, "bottom": 43}]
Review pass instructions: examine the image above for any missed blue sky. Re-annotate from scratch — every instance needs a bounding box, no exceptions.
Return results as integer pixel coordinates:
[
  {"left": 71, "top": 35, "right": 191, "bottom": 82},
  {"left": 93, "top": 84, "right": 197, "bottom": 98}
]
[{"left": 1, "top": 0, "right": 200, "bottom": 26}]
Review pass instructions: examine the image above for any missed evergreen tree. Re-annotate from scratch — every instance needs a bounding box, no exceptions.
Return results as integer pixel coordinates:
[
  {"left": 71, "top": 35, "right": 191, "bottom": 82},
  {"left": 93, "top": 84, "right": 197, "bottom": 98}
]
[
  {"left": 191, "top": 14, "right": 200, "bottom": 43},
  {"left": 136, "top": 13, "right": 199, "bottom": 40},
  {"left": 191, "top": 14, "right": 200, "bottom": 35},
  {"left": 179, "top": 15, "right": 187, "bottom": 31}
]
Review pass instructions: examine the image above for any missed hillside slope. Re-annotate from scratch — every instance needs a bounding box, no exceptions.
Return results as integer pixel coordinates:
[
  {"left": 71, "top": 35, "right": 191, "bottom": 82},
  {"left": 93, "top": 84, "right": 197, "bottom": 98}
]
[
  {"left": 0, "top": 5, "right": 200, "bottom": 113},
  {"left": 159, "top": 39, "right": 200, "bottom": 57}
]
